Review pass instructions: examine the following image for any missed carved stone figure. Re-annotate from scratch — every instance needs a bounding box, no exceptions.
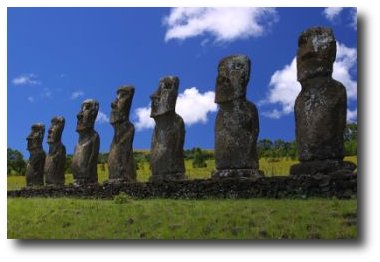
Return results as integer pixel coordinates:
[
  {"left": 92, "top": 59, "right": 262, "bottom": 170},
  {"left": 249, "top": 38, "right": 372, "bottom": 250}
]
[
  {"left": 44, "top": 116, "right": 66, "bottom": 186},
  {"left": 108, "top": 86, "right": 136, "bottom": 183},
  {"left": 150, "top": 76, "right": 185, "bottom": 181},
  {"left": 213, "top": 55, "right": 262, "bottom": 178},
  {"left": 26, "top": 123, "right": 46, "bottom": 187},
  {"left": 290, "top": 27, "right": 356, "bottom": 176},
  {"left": 71, "top": 99, "right": 100, "bottom": 185}
]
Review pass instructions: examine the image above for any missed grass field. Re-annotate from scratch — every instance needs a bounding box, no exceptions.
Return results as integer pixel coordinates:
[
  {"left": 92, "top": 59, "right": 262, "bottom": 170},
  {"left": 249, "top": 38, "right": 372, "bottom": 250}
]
[
  {"left": 7, "top": 197, "right": 357, "bottom": 239},
  {"left": 7, "top": 156, "right": 358, "bottom": 239}
]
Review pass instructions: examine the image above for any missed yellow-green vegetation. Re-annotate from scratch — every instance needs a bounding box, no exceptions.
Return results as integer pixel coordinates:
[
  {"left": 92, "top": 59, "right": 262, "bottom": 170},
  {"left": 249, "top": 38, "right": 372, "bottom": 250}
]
[
  {"left": 7, "top": 156, "right": 358, "bottom": 190},
  {"left": 7, "top": 197, "right": 357, "bottom": 239}
]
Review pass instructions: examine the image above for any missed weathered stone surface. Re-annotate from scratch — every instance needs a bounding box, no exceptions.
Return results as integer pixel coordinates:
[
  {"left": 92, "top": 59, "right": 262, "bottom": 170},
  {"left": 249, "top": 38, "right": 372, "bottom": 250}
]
[
  {"left": 72, "top": 99, "right": 100, "bottom": 186},
  {"left": 150, "top": 76, "right": 185, "bottom": 181},
  {"left": 44, "top": 116, "right": 66, "bottom": 186},
  {"left": 9, "top": 173, "right": 357, "bottom": 200},
  {"left": 291, "top": 27, "right": 356, "bottom": 176},
  {"left": 213, "top": 55, "right": 262, "bottom": 179},
  {"left": 108, "top": 86, "right": 136, "bottom": 183},
  {"left": 290, "top": 159, "right": 357, "bottom": 176},
  {"left": 26, "top": 123, "right": 46, "bottom": 187}
]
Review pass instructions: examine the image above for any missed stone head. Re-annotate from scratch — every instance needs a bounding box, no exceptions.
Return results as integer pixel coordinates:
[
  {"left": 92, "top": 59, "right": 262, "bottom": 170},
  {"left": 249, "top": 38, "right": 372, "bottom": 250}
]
[
  {"left": 76, "top": 99, "right": 99, "bottom": 132},
  {"left": 110, "top": 86, "right": 135, "bottom": 124},
  {"left": 150, "top": 76, "right": 179, "bottom": 117},
  {"left": 47, "top": 116, "right": 65, "bottom": 144},
  {"left": 215, "top": 55, "right": 251, "bottom": 104},
  {"left": 297, "top": 27, "right": 336, "bottom": 82},
  {"left": 27, "top": 123, "right": 45, "bottom": 152}
]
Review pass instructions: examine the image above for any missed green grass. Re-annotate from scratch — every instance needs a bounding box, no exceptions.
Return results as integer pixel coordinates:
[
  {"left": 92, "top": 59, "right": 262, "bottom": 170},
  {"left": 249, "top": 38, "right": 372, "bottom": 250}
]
[
  {"left": 7, "top": 156, "right": 358, "bottom": 190},
  {"left": 7, "top": 156, "right": 358, "bottom": 239},
  {"left": 7, "top": 197, "right": 357, "bottom": 239}
]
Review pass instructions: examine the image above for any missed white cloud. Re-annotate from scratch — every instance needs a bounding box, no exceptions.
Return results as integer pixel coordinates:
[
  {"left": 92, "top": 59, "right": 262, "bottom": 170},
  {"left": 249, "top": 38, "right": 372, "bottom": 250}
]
[
  {"left": 261, "top": 42, "right": 357, "bottom": 119},
  {"left": 261, "top": 57, "right": 300, "bottom": 119},
  {"left": 134, "top": 87, "right": 217, "bottom": 131},
  {"left": 27, "top": 96, "right": 35, "bottom": 103},
  {"left": 323, "top": 7, "right": 357, "bottom": 30},
  {"left": 334, "top": 42, "right": 357, "bottom": 99},
  {"left": 261, "top": 109, "right": 284, "bottom": 120},
  {"left": 322, "top": 7, "right": 344, "bottom": 21},
  {"left": 71, "top": 90, "right": 85, "bottom": 100},
  {"left": 135, "top": 106, "right": 155, "bottom": 131},
  {"left": 177, "top": 87, "right": 217, "bottom": 125},
  {"left": 12, "top": 74, "right": 41, "bottom": 86},
  {"left": 163, "top": 7, "right": 278, "bottom": 43},
  {"left": 96, "top": 111, "right": 109, "bottom": 124},
  {"left": 349, "top": 8, "right": 357, "bottom": 31},
  {"left": 347, "top": 108, "right": 357, "bottom": 123}
]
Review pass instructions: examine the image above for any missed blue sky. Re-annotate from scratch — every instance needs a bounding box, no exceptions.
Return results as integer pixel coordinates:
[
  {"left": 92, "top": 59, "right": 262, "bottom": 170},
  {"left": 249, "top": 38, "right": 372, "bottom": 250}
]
[{"left": 7, "top": 7, "right": 357, "bottom": 157}]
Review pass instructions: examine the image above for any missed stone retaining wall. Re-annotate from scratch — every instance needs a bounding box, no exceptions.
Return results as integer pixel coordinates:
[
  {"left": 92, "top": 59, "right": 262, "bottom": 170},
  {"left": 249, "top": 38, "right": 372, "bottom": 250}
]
[{"left": 8, "top": 173, "right": 357, "bottom": 199}]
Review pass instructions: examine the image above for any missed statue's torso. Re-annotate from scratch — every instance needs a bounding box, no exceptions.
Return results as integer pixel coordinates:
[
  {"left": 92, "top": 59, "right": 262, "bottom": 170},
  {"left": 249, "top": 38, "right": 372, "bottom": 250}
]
[
  {"left": 72, "top": 132, "right": 99, "bottom": 181},
  {"left": 26, "top": 149, "right": 46, "bottom": 186},
  {"left": 215, "top": 100, "right": 259, "bottom": 170},
  {"left": 150, "top": 114, "right": 185, "bottom": 176},
  {"left": 108, "top": 122, "right": 136, "bottom": 180},
  {"left": 295, "top": 77, "right": 347, "bottom": 161},
  {"left": 44, "top": 143, "right": 66, "bottom": 184}
]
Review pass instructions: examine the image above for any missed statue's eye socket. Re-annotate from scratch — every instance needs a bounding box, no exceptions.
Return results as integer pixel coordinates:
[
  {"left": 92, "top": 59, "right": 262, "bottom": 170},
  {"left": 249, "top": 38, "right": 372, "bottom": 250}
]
[{"left": 83, "top": 104, "right": 91, "bottom": 110}]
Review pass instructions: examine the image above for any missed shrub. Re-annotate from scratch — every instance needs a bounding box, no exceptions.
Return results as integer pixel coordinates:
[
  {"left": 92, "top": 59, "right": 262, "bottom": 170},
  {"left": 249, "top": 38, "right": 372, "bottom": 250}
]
[
  {"left": 192, "top": 148, "right": 207, "bottom": 168},
  {"left": 113, "top": 192, "right": 133, "bottom": 204},
  {"left": 7, "top": 148, "right": 26, "bottom": 176}
]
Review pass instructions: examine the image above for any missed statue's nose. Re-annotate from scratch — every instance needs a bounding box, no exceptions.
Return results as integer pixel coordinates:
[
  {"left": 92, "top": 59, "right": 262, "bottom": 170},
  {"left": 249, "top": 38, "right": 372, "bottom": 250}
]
[{"left": 77, "top": 113, "right": 83, "bottom": 120}]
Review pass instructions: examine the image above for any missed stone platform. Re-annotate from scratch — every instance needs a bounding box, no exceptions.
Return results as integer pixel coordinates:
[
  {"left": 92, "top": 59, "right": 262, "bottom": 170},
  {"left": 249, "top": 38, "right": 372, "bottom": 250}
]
[{"left": 8, "top": 173, "right": 357, "bottom": 200}]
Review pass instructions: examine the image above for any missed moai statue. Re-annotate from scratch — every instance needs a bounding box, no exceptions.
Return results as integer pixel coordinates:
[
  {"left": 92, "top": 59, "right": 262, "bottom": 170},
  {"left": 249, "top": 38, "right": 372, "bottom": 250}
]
[
  {"left": 212, "top": 55, "right": 262, "bottom": 179},
  {"left": 150, "top": 76, "right": 185, "bottom": 182},
  {"left": 44, "top": 116, "right": 66, "bottom": 186},
  {"left": 71, "top": 99, "right": 100, "bottom": 186},
  {"left": 290, "top": 27, "right": 357, "bottom": 176},
  {"left": 108, "top": 86, "right": 136, "bottom": 183},
  {"left": 26, "top": 123, "right": 46, "bottom": 187}
]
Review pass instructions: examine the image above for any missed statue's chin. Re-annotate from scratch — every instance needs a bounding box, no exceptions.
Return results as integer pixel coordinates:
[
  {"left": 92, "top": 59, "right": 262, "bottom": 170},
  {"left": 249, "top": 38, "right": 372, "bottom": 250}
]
[
  {"left": 110, "top": 120, "right": 121, "bottom": 125},
  {"left": 76, "top": 126, "right": 88, "bottom": 133},
  {"left": 110, "top": 113, "right": 124, "bottom": 124},
  {"left": 27, "top": 145, "right": 40, "bottom": 151},
  {"left": 151, "top": 112, "right": 165, "bottom": 118}
]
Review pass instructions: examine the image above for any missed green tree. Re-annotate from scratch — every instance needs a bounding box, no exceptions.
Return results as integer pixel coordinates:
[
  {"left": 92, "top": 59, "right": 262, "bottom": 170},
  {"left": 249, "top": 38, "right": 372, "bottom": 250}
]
[
  {"left": 65, "top": 154, "right": 73, "bottom": 174},
  {"left": 98, "top": 152, "right": 109, "bottom": 164},
  {"left": 192, "top": 148, "right": 207, "bottom": 168},
  {"left": 7, "top": 148, "right": 26, "bottom": 176},
  {"left": 344, "top": 140, "right": 357, "bottom": 156},
  {"left": 344, "top": 123, "right": 358, "bottom": 156},
  {"left": 344, "top": 123, "right": 358, "bottom": 142},
  {"left": 288, "top": 141, "right": 298, "bottom": 160},
  {"left": 257, "top": 139, "right": 273, "bottom": 158}
]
